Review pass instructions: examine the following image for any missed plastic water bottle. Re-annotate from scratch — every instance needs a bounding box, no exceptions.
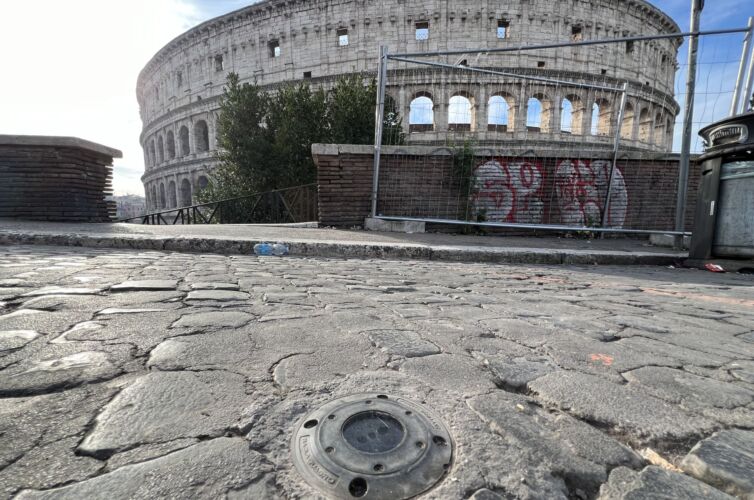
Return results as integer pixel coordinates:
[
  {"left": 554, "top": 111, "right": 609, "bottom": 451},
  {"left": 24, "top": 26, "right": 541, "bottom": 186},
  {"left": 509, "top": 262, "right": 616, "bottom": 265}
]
[
  {"left": 272, "top": 243, "right": 289, "bottom": 256},
  {"left": 253, "top": 243, "right": 273, "bottom": 256}
]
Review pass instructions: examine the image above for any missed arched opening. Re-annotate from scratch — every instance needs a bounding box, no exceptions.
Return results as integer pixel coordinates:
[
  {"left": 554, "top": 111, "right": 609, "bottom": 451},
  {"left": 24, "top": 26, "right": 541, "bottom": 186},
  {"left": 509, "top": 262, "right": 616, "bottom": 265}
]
[
  {"left": 621, "top": 102, "right": 635, "bottom": 139},
  {"left": 166, "top": 130, "right": 176, "bottom": 159},
  {"left": 158, "top": 183, "right": 166, "bottom": 209},
  {"left": 448, "top": 94, "right": 473, "bottom": 131},
  {"left": 167, "top": 181, "right": 177, "bottom": 208},
  {"left": 666, "top": 118, "right": 674, "bottom": 150},
  {"left": 157, "top": 136, "right": 164, "bottom": 164},
  {"left": 180, "top": 179, "right": 193, "bottom": 207},
  {"left": 527, "top": 95, "right": 551, "bottom": 132},
  {"left": 179, "top": 126, "right": 190, "bottom": 156},
  {"left": 409, "top": 92, "right": 434, "bottom": 132},
  {"left": 590, "top": 99, "right": 612, "bottom": 136},
  {"left": 488, "top": 94, "right": 513, "bottom": 132},
  {"left": 150, "top": 185, "right": 157, "bottom": 211},
  {"left": 639, "top": 108, "right": 652, "bottom": 143},
  {"left": 148, "top": 140, "right": 156, "bottom": 167},
  {"left": 197, "top": 175, "right": 209, "bottom": 193},
  {"left": 194, "top": 120, "right": 209, "bottom": 152},
  {"left": 560, "top": 98, "right": 574, "bottom": 133},
  {"left": 654, "top": 112, "right": 665, "bottom": 147}
]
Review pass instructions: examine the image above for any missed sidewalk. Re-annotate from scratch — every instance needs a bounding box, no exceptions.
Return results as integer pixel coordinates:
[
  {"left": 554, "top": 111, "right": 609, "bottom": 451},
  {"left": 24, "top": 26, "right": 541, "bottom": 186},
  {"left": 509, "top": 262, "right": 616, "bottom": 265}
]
[{"left": 0, "top": 219, "right": 685, "bottom": 265}]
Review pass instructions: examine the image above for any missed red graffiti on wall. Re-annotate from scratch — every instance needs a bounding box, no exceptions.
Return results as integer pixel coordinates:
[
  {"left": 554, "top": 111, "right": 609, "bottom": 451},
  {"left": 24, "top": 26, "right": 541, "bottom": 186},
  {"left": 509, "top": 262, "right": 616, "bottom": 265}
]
[{"left": 471, "top": 158, "right": 628, "bottom": 227}]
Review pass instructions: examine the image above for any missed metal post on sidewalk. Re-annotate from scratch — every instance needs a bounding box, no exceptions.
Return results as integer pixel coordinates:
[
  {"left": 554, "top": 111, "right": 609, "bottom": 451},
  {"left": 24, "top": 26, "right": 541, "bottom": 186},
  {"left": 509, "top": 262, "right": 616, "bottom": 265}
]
[
  {"left": 602, "top": 82, "right": 629, "bottom": 229},
  {"left": 730, "top": 17, "right": 753, "bottom": 116},
  {"left": 675, "top": 0, "right": 703, "bottom": 250},
  {"left": 371, "top": 46, "right": 388, "bottom": 218}
]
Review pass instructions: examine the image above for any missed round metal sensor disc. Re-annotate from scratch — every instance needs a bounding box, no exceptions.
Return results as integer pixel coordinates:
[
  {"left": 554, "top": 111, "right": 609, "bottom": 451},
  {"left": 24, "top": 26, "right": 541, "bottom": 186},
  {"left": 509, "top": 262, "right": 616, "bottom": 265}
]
[{"left": 292, "top": 394, "right": 453, "bottom": 499}]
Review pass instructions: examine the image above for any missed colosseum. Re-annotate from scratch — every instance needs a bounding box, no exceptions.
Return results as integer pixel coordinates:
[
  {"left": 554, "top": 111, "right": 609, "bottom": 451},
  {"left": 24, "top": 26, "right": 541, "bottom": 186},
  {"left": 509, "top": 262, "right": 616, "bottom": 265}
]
[{"left": 137, "top": 0, "right": 681, "bottom": 212}]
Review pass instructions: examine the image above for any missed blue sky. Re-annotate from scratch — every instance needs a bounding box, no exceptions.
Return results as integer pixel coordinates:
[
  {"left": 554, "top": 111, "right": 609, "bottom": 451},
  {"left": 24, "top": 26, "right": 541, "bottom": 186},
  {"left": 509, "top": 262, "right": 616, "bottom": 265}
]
[{"left": 0, "top": 0, "right": 750, "bottom": 196}]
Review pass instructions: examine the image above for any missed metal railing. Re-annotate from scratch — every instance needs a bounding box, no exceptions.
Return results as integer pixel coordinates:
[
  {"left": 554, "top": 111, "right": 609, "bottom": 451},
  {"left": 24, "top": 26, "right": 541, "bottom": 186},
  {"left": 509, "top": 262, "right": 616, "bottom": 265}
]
[{"left": 119, "top": 183, "right": 317, "bottom": 225}]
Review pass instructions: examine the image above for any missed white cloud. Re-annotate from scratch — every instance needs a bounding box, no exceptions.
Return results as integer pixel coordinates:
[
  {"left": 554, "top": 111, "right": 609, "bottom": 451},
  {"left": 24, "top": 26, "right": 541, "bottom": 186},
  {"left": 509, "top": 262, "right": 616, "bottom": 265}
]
[{"left": 0, "top": 0, "right": 200, "bottom": 195}]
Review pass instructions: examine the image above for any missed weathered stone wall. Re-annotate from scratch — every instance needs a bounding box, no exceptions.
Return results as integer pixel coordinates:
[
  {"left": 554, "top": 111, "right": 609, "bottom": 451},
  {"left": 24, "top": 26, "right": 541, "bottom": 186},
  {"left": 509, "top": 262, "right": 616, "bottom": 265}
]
[
  {"left": 313, "top": 144, "right": 700, "bottom": 231},
  {"left": 138, "top": 0, "right": 681, "bottom": 212},
  {"left": 0, "top": 136, "right": 121, "bottom": 222}
]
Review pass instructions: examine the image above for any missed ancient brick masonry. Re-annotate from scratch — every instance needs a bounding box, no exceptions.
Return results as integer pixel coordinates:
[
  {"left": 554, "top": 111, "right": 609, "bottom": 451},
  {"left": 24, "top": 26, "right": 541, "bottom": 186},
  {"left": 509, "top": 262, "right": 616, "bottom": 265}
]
[
  {"left": 0, "top": 135, "right": 121, "bottom": 222},
  {"left": 313, "top": 144, "right": 700, "bottom": 230}
]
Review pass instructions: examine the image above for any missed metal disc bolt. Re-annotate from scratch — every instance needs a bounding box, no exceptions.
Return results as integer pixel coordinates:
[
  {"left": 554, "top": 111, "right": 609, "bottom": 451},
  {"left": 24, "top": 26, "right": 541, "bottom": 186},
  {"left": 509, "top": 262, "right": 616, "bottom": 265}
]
[{"left": 292, "top": 394, "right": 453, "bottom": 499}]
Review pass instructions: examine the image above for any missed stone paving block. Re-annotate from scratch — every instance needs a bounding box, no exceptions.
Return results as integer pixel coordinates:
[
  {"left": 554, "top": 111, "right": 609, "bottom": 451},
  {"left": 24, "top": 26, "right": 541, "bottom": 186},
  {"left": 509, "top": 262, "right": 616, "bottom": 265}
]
[
  {"left": 185, "top": 290, "right": 249, "bottom": 301},
  {"left": 598, "top": 466, "right": 734, "bottom": 499},
  {"left": 0, "top": 330, "right": 39, "bottom": 351},
  {"left": 0, "top": 349, "right": 124, "bottom": 397},
  {"left": 189, "top": 282, "right": 239, "bottom": 290},
  {"left": 78, "top": 371, "right": 253, "bottom": 458},
  {"left": 528, "top": 371, "right": 716, "bottom": 444},
  {"left": 17, "top": 438, "right": 270, "bottom": 499},
  {"left": 171, "top": 310, "right": 254, "bottom": 329},
  {"left": 110, "top": 280, "right": 179, "bottom": 292},
  {"left": 623, "top": 366, "right": 754, "bottom": 409},
  {"left": 681, "top": 429, "right": 754, "bottom": 498},
  {"left": 367, "top": 329, "right": 441, "bottom": 358}
]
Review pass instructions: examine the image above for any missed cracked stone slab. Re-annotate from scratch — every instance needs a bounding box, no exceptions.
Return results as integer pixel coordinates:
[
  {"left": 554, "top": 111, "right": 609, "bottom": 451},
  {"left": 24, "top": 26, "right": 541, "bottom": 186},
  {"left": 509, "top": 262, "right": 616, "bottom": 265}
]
[
  {"left": 681, "top": 429, "right": 754, "bottom": 498},
  {"left": 78, "top": 371, "right": 253, "bottom": 458},
  {"left": 469, "top": 392, "right": 642, "bottom": 495},
  {"left": 0, "top": 350, "right": 123, "bottom": 397},
  {"left": 623, "top": 366, "right": 754, "bottom": 410},
  {"left": 598, "top": 466, "right": 734, "bottom": 499},
  {"left": 0, "top": 330, "right": 40, "bottom": 351},
  {"left": 171, "top": 311, "right": 254, "bottom": 329},
  {"left": 189, "top": 282, "right": 239, "bottom": 290},
  {"left": 22, "top": 287, "right": 102, "bottom": 297},
  {"left": 17, "top": 438, "right": 271, "bottom": 499},
  {"left": 481, "top": 354, "right": 557, "bottom": 390},
  {"left": 528, "top": 371, "right": 716, "bottom": 444},
  {"left": 110, "top": 280, "right": 179, "bottom": 292},
  {"left": 366, "top": 329, "right": 440, "bottom": 358},
  {"left": 399, "top": 354, "right": 497, "bottom": 394},
  {"left": 185, "top": 290, "right": 250, "bottom": 301}
]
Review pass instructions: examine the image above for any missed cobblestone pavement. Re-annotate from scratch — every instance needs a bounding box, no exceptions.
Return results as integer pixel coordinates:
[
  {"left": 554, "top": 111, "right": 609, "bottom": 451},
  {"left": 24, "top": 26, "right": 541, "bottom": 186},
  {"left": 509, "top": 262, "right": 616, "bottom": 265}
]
[{"left": 0, "top": 245, "right": 752, "bottom": 499}]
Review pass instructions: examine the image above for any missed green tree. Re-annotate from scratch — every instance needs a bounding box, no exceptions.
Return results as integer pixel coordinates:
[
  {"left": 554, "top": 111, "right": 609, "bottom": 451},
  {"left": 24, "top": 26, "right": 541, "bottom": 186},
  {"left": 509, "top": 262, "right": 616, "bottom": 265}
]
[{"left": 326, "top": 74, "right": 405, "bottom": 145}]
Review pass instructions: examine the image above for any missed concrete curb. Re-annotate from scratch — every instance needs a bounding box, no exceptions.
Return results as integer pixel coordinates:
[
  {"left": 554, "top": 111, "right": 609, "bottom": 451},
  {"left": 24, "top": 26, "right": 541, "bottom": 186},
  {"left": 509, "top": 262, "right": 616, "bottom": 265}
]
[{"left": 0, "top": 231, "right": 683, "bottom": 266}]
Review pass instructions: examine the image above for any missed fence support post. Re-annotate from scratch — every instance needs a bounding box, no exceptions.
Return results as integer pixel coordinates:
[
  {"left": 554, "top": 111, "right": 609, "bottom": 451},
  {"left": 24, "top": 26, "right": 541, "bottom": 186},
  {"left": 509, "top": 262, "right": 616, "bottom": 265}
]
[
  {"left": 675, "top": 0, "right": 703, "bottom": 250},
  {"left": 731, "top": 17, "right": 753, "bottom": 116},
  {"left": 602, "top": 82, "right": 629, "bottom": 229},
  {"left": 371, "top": 46, "right": 388, "bottom": 218}
]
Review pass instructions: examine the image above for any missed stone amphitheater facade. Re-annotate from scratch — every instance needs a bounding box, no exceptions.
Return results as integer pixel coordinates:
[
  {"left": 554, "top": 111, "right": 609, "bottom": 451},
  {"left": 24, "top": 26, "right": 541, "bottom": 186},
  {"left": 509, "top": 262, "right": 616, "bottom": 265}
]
[{"left": 138, "top": 0, "right": 681, "bottom": 211}]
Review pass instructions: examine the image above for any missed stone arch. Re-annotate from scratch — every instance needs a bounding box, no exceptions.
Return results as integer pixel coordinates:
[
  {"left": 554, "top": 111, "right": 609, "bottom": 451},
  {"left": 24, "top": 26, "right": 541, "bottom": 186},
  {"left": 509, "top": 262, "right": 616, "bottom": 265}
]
[
  {"left": 666, "top": 117, "right": 674, "bottom": 150},
  {"left": 654, "top": 111, "right": 666, "bottom": 147},
  {"left": 409, "top": 91, "right": 434, "bottom": 132},
  {"left": 562, "top": 94, "right": 585, "bottom": 135},
  {"left": 148, "top": 140, "right": 156, "bottom": 167},
  {"left": 150, "top": 185, "right": 157, "bottom": 211},
  {"left": 167, "top": 180, "right": 177, "bottom": 208},
  {"left": 157, "top": 135, "right": 164, "bottom": 164},
  {"left": 591, "top": 98, "right": 612, "bottom": 136},
  {"left": 180, "top": 178, "right": 193, "bottom": 206},
  {"left": 158, "top": 182, "right": 166, "bottom": 209},
  {"left": 526, "top": 94, "right": 551, "bottom": 132},
  {"left": 621, "top": 101, "right": 635, "bottom": 139},
  {"left": 194, "top": 120, "right": 209, "bottom": 152},
  {"left": 179, "top": 125, "right": 190, "bottom": 156},
  {"left": 166, "top": 130, "right": 176, "bottom": 159},
  {"left": 488, "top": 93, "right": 514, "bottom": 132},
  {"left": 197, "top": 175, "right": 209, "bottom": 193},
  {"left": 448, "top": 92, "right": 474, "bottom": 131},
  {"left": 638, "top": 107, "right": 652, "bottom": 143}
]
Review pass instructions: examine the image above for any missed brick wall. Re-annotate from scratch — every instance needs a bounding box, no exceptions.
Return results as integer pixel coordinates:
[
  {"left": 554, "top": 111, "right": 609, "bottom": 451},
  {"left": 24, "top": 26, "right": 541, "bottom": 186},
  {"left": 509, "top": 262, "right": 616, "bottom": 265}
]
[
  {"left": 313, "top": 144, "right": 700, "bottom": 232},
  {"left": 0, "top": 136, "right": 121, "bottom": 222}
]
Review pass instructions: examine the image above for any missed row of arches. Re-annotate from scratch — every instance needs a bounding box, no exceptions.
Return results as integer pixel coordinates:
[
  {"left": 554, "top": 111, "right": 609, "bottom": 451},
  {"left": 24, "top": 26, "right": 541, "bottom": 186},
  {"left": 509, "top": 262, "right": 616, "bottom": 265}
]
[
  {"left": 146, "top": 175, "right": 209, "bottom": 211},
  {"left": 406, "top": 91, "right": 674, "bottom": 147},
  {"left": 146, "top": 120, "right": 211, "bottom": 168}
]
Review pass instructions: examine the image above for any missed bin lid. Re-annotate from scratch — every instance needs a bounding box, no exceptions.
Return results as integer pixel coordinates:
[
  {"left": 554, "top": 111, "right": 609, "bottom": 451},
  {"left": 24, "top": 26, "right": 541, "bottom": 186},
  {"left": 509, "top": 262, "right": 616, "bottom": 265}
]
[{"left": 699, "top": 112, "right": 754, "bottom": 154}]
